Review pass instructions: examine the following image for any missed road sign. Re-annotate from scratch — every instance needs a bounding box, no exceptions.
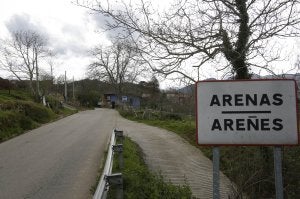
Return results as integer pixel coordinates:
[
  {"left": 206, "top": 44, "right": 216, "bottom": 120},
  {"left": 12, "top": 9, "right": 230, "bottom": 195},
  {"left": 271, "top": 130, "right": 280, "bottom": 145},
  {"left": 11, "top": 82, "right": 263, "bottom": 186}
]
[{"left": 196, "top": 79, "right": 299, "bottom": 145}]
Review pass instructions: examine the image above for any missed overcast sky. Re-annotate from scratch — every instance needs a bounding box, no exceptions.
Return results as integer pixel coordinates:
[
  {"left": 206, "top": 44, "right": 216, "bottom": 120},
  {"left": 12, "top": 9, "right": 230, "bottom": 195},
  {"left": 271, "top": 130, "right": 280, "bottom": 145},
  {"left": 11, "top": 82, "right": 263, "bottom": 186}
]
[
  {"left": 0, "top": 0, "right": 299, "bottom": 88},
  {"left": 0, "top": 0, "right": 112, "bottom": 81}
]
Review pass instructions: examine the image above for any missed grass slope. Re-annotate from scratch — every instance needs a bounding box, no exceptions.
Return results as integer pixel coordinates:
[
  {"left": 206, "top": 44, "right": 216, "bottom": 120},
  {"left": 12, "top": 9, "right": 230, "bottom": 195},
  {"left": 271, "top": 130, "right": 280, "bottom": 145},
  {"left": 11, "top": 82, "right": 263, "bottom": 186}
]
[{"left": 0, "top": 89, "right": 77, "bottom": 142}]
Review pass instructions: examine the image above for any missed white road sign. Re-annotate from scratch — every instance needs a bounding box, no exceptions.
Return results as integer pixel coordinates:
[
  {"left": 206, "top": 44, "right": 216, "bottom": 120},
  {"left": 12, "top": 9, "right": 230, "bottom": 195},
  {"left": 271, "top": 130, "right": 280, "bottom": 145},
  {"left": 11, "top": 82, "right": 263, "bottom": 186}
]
[{"left": 196, "top": 80, "right": 299, "bottom": 145}]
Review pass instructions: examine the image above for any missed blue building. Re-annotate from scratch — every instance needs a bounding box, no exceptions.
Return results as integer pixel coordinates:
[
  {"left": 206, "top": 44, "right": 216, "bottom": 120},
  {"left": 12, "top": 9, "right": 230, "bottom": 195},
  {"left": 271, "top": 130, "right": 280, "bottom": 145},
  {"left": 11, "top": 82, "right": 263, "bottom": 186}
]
[{"left": 103, "top": 93, "right": 140, "bottom": 109}]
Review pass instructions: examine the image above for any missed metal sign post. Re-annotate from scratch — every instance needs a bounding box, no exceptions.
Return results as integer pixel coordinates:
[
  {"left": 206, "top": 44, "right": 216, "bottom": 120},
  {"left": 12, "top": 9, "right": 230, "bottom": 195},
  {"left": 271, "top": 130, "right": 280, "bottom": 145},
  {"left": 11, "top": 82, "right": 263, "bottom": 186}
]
[
  {"left": 213, "top": 147, "right": 220, "bottom": 199},
  {"left": 274, "top": 146, "right": 284, "bottom": 199}
]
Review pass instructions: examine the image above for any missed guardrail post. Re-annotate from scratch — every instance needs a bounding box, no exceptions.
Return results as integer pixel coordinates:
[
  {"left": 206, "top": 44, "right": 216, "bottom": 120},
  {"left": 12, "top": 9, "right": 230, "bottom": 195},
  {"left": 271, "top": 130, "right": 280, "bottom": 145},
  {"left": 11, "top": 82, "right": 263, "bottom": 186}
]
[
  {"left": 114, "top": 129, "right": 124, "bottom": 144},
  {"left": 113, "top": 144, "right": 124, "bottom": 169},
  {"left": 105, "top": 173, "right": 123, "bottom": 199}
]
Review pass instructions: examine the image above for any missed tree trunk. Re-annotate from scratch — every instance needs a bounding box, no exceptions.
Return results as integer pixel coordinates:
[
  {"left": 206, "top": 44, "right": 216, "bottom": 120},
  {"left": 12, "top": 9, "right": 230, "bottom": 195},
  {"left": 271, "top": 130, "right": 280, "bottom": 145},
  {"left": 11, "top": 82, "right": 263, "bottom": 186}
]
[
  {"left": 35, "top": 51, "right": 40, "bottom": 101},
  {"left": 234, "top": 0, "right": 251, "bottom": 80},
  {"left": 233, "top": 57, "right": 250, "bottom": 79},
  {"left": 29, "top": 76, "right": 35, "bottom": 96}
]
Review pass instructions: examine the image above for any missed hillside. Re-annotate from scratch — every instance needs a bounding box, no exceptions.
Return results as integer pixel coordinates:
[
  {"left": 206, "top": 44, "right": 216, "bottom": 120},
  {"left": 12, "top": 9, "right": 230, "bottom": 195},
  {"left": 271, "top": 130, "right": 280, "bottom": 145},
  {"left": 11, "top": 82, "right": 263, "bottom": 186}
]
[{"left": 0, "top": 89, "right": 77, "bottom": 142}]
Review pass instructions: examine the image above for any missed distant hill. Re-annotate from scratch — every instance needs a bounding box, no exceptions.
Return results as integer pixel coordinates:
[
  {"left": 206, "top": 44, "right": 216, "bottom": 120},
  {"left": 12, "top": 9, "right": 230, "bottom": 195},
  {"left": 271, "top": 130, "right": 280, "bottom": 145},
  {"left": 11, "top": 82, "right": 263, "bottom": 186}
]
[{"left": 178, "top": 84, "right": 194, "bottom": 94}]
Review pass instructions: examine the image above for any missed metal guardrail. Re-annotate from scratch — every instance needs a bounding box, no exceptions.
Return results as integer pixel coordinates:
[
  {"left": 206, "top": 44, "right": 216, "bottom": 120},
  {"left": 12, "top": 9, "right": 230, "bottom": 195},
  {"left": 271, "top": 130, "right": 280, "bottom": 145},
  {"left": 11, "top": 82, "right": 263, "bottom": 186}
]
[{"left": 93, "top": 129, "right": 124, "bottom": 199}]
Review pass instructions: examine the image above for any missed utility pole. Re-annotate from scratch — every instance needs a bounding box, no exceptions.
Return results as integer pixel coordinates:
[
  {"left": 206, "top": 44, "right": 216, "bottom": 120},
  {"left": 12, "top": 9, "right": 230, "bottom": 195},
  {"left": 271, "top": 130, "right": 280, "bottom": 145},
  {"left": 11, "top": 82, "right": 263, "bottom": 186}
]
[
  {"left": 64, "top": 71, "right": 67, "bottom": 102},
  {"left": 50, "top": 62, "right": 53, "bottom": 85},
  {"left": 72, "top": 76, "right": 75, "bottom": 100}
]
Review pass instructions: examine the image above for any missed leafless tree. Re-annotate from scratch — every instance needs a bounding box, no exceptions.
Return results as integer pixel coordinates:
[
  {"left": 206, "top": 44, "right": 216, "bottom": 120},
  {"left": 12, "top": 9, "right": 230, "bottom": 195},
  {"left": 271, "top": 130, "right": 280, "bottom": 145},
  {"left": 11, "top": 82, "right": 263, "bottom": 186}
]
[
  {"left": 78, "top": 0, "right": 300, "bottom": 80},
  {"left": 0, "top": 30, "right": 50, "bottom": 97},
  {"left": 88, "top": 40, "right": 146, "bottom": 94}
]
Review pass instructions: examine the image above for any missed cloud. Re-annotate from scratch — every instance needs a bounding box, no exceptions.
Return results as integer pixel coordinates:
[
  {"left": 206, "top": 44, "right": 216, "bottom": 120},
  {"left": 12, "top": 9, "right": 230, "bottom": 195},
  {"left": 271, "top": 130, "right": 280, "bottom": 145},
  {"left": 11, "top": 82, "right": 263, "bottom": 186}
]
[
  {"left": 48, "top": 23, "right": 89, "bottom": 57},
  {"left": 5, "top": 13, "right": 48, "bottom": 37},
  {"left": 90, "top": 13, "right": 126, "bottom": 40},
  {"left": 61, "top": 24, "right": 85, "bottom": 42},
  {"left": 51, "top": 39, "right": 89, "bottom": 57}
]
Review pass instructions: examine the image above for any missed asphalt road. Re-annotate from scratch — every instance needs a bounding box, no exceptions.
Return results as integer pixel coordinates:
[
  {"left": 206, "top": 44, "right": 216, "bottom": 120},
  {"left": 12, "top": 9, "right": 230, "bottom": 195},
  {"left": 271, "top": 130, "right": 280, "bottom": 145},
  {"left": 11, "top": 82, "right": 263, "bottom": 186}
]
[
  {"left": 0, "top": 109, "right": 117, "bottom": 199},
  {"left": 0, "top": 108, "right": 234, "bottom": 198}
]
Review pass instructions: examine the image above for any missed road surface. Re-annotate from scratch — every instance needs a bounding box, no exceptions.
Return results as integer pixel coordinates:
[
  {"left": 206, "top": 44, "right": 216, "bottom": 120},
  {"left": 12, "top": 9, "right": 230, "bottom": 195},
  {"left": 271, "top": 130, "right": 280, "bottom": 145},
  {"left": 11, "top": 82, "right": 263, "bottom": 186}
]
[
  {"left": 0, "top": 109, "right": 234, "bottom": 198},
  {"left": 0, "top": 109, "right": 117, "bottom": 199}
]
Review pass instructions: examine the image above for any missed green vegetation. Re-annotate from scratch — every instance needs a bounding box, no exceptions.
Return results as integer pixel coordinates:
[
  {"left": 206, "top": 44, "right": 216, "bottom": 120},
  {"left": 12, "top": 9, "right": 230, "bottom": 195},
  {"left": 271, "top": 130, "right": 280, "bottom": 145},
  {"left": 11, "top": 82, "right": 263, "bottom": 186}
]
[
  {"left": 108, "top": 136, "right": 192, "bottom": 198},
  {"left": 77, "top": 90, "right": 101, "bottom": 107},
  {"left": 119, "top": 109, "right": 300, "bottom": 198},
  {"left": 0, "top": 89, "right": 77, "bottom": 142}
]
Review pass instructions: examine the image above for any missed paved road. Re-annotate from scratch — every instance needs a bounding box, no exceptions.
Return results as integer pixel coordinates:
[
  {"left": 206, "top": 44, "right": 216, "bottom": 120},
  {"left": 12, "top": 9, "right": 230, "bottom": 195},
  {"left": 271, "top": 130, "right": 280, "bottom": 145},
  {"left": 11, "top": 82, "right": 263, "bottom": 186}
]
[
  {"left": 0, "top": 109, "right": 117, "bottom": 199},
  {"left": 1, "top": 109, "right": 234, "bottom": 198},
  {"left": 117, "top": 116, "right": 235, "bottom": 198}
]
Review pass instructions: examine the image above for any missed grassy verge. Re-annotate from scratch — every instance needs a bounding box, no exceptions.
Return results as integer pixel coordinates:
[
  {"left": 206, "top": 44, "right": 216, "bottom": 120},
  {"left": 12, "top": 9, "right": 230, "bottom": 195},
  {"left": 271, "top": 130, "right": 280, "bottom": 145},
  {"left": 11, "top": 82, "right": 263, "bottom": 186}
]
[
  {"left": 119, "top": 109, "right": 300, "bottom": 198},
  {"left": 0, "top": 89, "right": 78, "bottom": 142},
  {"left": 108, "top": 136, "right": 192, "bottom": 198}
]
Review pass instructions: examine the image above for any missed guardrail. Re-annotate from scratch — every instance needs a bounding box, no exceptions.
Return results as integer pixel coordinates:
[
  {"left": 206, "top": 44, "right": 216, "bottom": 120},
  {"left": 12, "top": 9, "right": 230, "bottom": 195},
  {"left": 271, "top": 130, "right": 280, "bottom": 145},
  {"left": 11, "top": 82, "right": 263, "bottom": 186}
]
[{"left": 93, "top": 129, "right": 124, "bottom": 199}]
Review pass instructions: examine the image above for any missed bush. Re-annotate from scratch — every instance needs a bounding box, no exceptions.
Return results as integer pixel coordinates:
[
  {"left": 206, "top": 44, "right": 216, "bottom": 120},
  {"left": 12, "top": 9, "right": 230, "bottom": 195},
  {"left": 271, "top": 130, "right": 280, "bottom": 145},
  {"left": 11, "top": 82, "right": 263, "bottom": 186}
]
[
  {"left": 0, "top": 100, "right": 56, "bottom": 142},
  {"left": 0, "top": 111, "right": 23, "bottom": 141},
  {"left": 119, "top": 109, "right": 183, "bottom": 121},
  {"left": 77, "top": 91, "right": 101, "bottom": 107},
  {"left": 162, "top": 112, "right": 182, "bottom": 120},
  {"left": 19, "top": 114, "right": 37, "bottom": 130},
  {"left": 46, "top": 95, "right": 62, "bottom": 113},
  {"left": 21, "top": 101, "right": 56, "bottom": 123},
  {"left": 0, "top": 111, "right": 20, "bottom": 128},
  {"left": 0, "top": 89, "right": 77, "bottom": 142}
]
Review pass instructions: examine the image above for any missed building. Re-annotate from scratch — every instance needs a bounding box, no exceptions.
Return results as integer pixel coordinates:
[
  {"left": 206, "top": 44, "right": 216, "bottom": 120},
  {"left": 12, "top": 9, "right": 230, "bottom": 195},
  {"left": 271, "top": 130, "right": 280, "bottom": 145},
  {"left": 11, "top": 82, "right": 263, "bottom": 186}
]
[{"left": 102, "top": 93, "right": 141, "bottom": 109}]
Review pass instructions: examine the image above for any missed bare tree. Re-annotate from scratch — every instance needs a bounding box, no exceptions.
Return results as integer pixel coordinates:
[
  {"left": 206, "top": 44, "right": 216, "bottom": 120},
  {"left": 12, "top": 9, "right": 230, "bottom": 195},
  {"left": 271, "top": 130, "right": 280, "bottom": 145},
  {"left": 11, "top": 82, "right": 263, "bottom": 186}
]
[
  {"left": 0, "top": 30, "right": 50, "bottom": 97},
  {"left": 88, "top": 40, "right": 145, "bottom": 94},
  {"left": 78, "top": 0, "right": 300, "bottom": 80}
]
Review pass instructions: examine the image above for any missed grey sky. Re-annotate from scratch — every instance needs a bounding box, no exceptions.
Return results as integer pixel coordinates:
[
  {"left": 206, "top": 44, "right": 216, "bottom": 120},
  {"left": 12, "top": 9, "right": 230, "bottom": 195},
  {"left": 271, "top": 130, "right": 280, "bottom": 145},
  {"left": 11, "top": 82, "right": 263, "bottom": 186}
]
[
  {"left": 0, "top": 0, "right": 299, "bottom": 88},
  {"left": 0, "top": 0, "right": 110, "bottom": 80}
]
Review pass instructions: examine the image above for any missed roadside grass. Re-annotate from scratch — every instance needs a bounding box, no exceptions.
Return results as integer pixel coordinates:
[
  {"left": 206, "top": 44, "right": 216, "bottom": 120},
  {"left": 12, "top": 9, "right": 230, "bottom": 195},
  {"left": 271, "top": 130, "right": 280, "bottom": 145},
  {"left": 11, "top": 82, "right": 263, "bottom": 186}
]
[
  {"left": 119, "top": 109, "right": 300, "bottom": 198},
  {"left": 0, "top": 89, "right": 33, "bottom": 101},
  {"left": 108, "top": 136, "right": 192, "bottom": 198},
  {"left": 0, "top": 89, "right": 77, "bottom": 142},
  {"left": 57, "top": 107, "right": 78, "bottom": 117}
]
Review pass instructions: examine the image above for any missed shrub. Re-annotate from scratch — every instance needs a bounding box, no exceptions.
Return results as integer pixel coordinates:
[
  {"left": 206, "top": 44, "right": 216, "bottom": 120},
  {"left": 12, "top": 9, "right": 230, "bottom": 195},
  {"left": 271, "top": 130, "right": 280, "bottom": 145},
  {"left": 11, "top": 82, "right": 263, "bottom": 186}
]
[
  {"left": 0, "top": 89, "right": 77, "bottom": 142},
  {"left": 19, "top": 114, "right": 37, "bottom": 130},
  {"left": 77, "top": 91, "right": 101, "bottom": 107},
  {"left": 46, "top": 95, "right": 62, "bottom": 113},
  {"left": 21, "top": 101, "right": 56, "bottom": 123},
  {"left": 162, "top": 112, "right": 182, "bottom": 120},
  {"left": 0, "top": 111, "right": 22, "bottom": 141},
  {"left": 0, "top": 111, "right": 20, "bottom": 128}
]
